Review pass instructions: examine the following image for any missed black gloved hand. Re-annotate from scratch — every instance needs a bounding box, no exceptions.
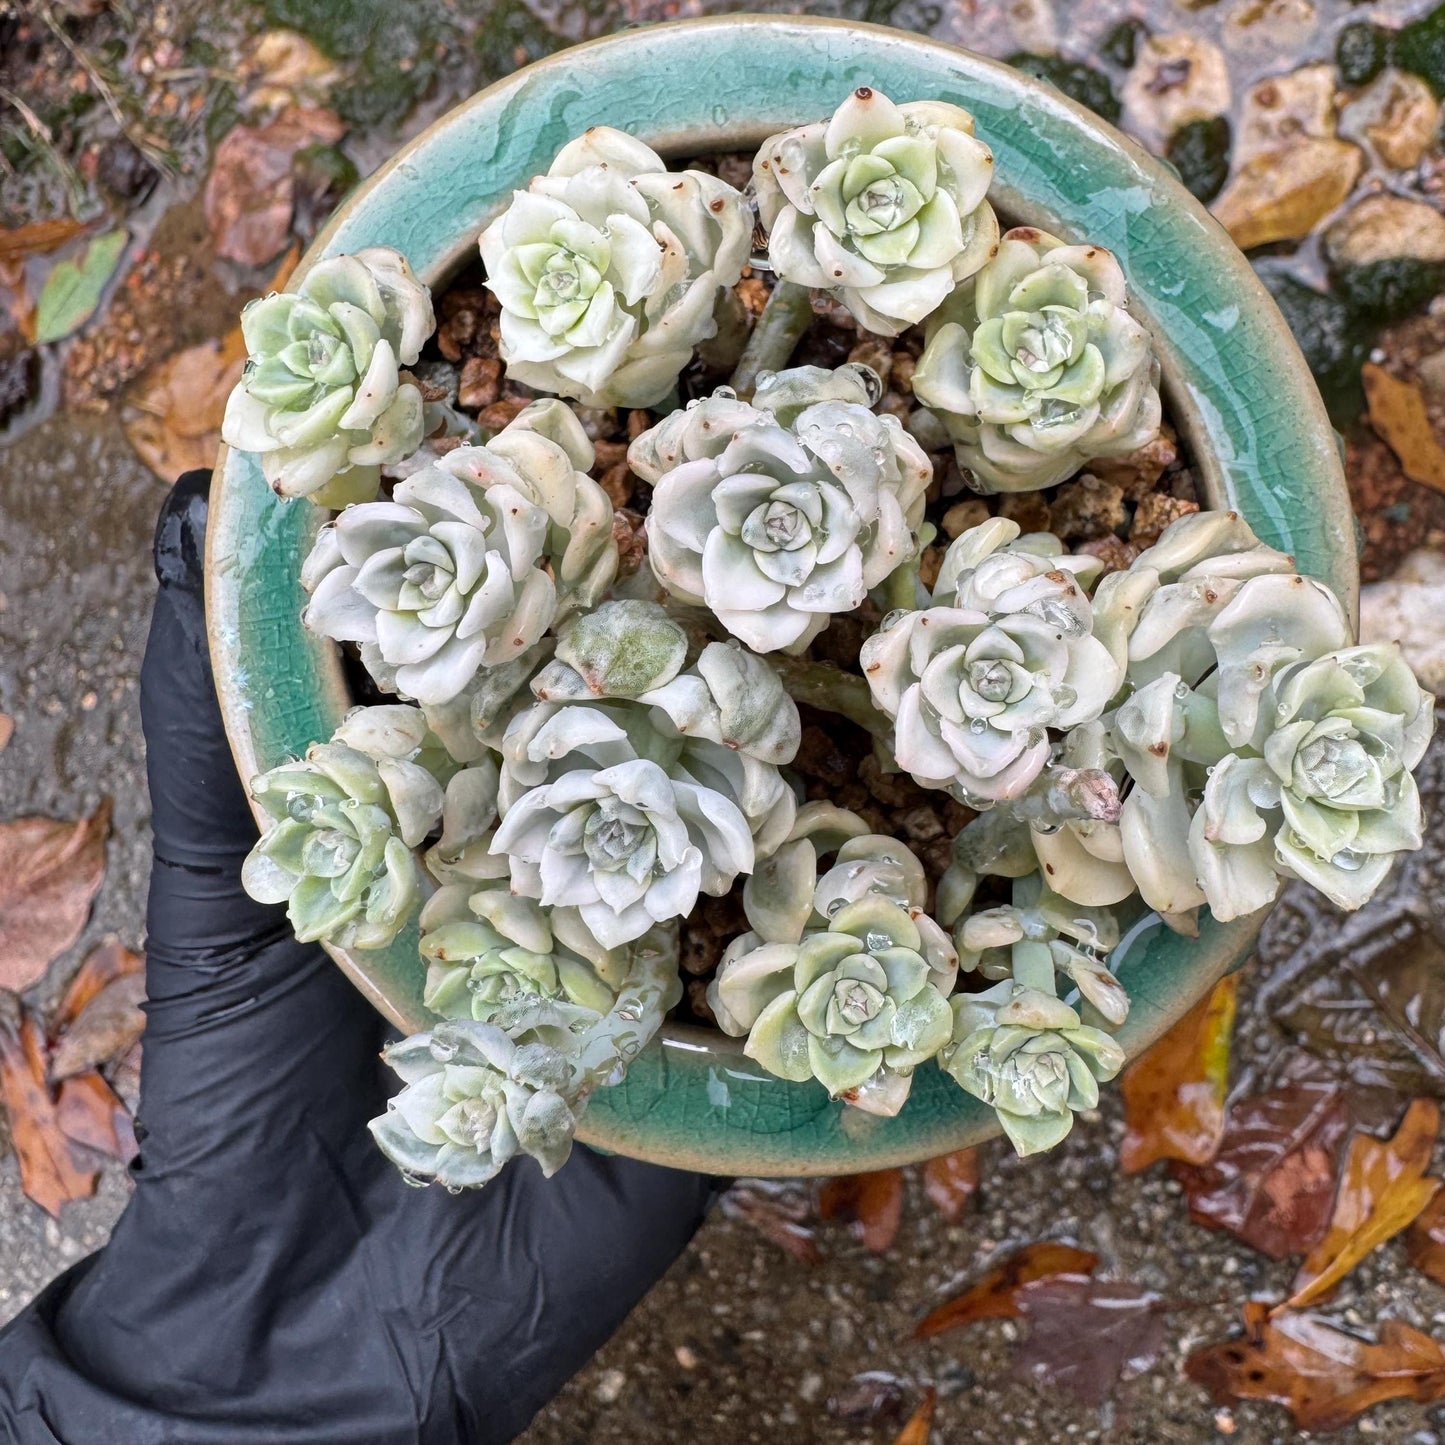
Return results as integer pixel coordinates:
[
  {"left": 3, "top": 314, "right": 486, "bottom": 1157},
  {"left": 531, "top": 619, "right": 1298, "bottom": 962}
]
[{"left": 0, "top": 471, "right": 712, "bottom": 1445}]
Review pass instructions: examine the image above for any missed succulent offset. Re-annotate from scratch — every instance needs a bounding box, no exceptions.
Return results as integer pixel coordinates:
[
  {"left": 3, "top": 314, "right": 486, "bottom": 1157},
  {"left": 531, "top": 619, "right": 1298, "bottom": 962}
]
[
  {"left": 631, "top": 364, "right": 931, "bottom": 652},
  {"left": 913, "top": 227, "right": 1162, "bottom": 492},
  {"left": 754, "top": 87, "right": 999, "bottom": 335},
  {"left": 480, "top": 126, "right": 751, "bottom": 407},
  {"left": 219, "top": 104, "right": 1437, "bottom": 1190},
  {"left": 223, "top": 247, "right": 434, "bottom": 503}
]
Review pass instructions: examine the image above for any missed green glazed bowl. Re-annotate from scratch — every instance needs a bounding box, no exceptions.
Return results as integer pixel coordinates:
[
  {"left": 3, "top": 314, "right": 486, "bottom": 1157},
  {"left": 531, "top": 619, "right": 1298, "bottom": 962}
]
[{"left": 208, "top": 16, "right": 1356, "bottom": 1176}]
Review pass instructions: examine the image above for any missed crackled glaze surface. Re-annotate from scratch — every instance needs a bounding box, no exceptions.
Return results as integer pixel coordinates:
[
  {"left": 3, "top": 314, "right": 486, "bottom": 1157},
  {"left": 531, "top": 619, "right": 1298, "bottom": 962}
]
[{"left": 208, "top": 17, "right": 1356, "bottom": 1176}]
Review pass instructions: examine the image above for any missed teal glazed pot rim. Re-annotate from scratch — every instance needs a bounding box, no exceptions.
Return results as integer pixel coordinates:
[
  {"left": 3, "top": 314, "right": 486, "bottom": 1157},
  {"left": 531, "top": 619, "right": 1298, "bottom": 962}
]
[{"left": 207, "top": 16, "right": 1357, "bottom": 1177}]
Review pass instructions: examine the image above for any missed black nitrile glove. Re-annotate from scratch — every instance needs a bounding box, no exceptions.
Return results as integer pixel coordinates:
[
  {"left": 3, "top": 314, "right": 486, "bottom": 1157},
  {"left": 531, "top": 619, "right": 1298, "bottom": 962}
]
[{"left": 0, "top": 472, "right": 712, "bottom": 1445}]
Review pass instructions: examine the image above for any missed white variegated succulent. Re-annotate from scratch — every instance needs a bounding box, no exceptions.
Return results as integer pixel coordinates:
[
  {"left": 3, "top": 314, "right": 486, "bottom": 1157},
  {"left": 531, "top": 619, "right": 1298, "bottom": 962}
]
[
  {"left": 301, "top": 400, "right": 616, "bottom": 706},
  {"left": 940, "top": 981, "right": 1125, "bottom": 1155},
  {"left": 223, "top": 247, "right": 433, "bottom": 504},
  {"left": 480, "top": 126, "right": 751, "bottom": 407},
  {"left": 754, "top": 87, "right": 999, "bottom": 335},
  {"left": 913, "top": 227, "right": 1161, "bottom": 492},
  {"left": 631, "top": 365, "right": 931, "bottom": 652},
  {"left": 241, "top": 705, "right": 444, "bottom": 950},
  {"left": 491, "top": 637, "right": 800, "bottom": 949},
  {"left": 860, "top": 518, "right": 1122, "bottom": 803}
]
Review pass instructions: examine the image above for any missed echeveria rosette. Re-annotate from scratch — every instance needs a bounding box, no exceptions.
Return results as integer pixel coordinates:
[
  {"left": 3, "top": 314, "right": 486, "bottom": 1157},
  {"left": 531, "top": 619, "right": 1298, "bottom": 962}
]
[
  {"left": 241, "top": 706, "right": 444, "bottom": 950},
  {"left": 370, "top": 942, "right": 681, "bottom": 1189},
  {"left": 301, "top": 401, "right": 616, "bottom": 706},
  {"left": 860, "top": 603, "right": 1121, "bottom": 803},
  {"left": 940, "top": 982, "right": 1125, "bottom": 1155},
  {"left": 753, "top": 87, "right": 999, "bottom": 336},
  {"left": 223, "top": 247, "right": 433, "bottom": 504},
  {"left": 479, "top": 126, "right": 751, "bottom": 407},
  {"left": 713, "top": 897, "right": 955, "bottom": 1106},
  {"left": 1189, "top": 645, "right": 1435, "bottom": 917},
  {"left": 913, "top": 227, "right": 1162, "bottom": 492},
  {"left": 491, "top": 641, "right": 801, "bottom": 949},
  {"left": 632, "top": 367, "right": 931, "bottom": 653}
]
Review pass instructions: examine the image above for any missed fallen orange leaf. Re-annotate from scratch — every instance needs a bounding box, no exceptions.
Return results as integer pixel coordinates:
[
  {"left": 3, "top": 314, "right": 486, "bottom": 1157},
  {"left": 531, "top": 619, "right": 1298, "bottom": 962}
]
[
  {"left": 913, "top": 1240, "right": 1098, "bottom": 1339},
  {"left": 819, "top": 1168, "right": 904, "bottom": 1254},
  {"left": 0, "top": 218, "right": 88, "bottom": 262},
  {"left": 0, "top": 714, "right": 12, "bottom": 753},
  {"left": 50, "top": 973, "right": 146, "bottom": 1082},
  {"left": 1364, "top": 362, "right": 1445, "bottom": 494},
  {"left": 921, "top": 1148, "right": 979, "bottom": 1224},
  {"left": 1407, "top": 1189, "right": 1445, "bottom": 1285},
  {"left": 0, "top": 1001, "right": 99, "bottom": 1216},
  {"left": 1187, "top": 1311, "right": 1445, "bottom": 1432},
  {"left": 892, "top": 1387, "right": 936, "bottom": 1445},
  {"left": 0, "top": 801, "right": 111, "bottom": 994},
  {"left": 1121, "top": 973, "right": 1237, "bottom": 1172},
  {"left": 56, "top": 1071, "right": 138, "bottom": 1163},
  {"left": 1284, "top": 1098, "right": 1441, "bottom": 1313},
  {"left": 52, "top": 935, "right": 143, "bottom": 1032}
]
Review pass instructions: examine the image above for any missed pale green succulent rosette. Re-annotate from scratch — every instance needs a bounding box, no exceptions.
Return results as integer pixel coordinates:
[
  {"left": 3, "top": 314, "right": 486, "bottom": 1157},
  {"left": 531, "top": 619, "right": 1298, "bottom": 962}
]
[
  {"left": 913, "top": 227, "right": 1161, "bottom": 493},
  {"left": 301, "top": 400, "right": 616, "bottom": 708},
  {"left": 737, "top": 898, "right": 955, "bottom": 1103},
  {"left": 631, "top": 365, "right": 931, "bottom": 654},
  {"left": 370, "top": 943, "right": 682, "bottom": 1189},
  {"left": 753, "top": 87, "right": 999, "bottom": 336},
  {"left": 1190, "top": 644, "right": 1435, "bottom": 916},
  {"left": 940, "top": 982, "right": 1125, "bottom": 1155},
  {"left": 479, "top": 126, "right": 751, "bottom": 407},
  {"left": 241, "top": 705, "right": 445, "bottom": 950},
  {"left": 222, "top": 247, "right": 433, "bottom": 503}
]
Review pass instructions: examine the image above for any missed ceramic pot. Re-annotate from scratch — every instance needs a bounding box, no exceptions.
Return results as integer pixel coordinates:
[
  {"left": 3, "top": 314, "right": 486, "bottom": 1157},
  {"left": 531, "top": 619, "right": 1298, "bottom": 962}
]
[{"left": 208, "top": 16, "right": 1356, "bottom": 1176}]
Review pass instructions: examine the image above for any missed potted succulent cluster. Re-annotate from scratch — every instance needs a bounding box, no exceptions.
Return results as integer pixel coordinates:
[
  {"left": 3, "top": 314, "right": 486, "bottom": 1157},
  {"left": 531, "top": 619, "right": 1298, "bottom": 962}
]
[{"left": 217, "top": 55, "right": 1433, "bottom": 1189}]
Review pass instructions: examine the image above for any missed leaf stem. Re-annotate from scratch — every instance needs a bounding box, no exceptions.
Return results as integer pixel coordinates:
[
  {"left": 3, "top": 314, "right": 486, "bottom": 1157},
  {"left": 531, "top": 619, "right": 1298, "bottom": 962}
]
[{"left": 730, "top": 280, "right": 814, "bottom": 397}]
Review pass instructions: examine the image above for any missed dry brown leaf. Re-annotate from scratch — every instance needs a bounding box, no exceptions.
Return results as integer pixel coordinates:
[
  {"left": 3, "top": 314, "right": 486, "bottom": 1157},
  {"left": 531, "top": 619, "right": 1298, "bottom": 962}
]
[
  {"left": 1187, "top": 1312, "right": 1445, "bottom": 1432},
  {"left": 891, "top": 1388, "right": 936, "bottom": 1445},
  {"left": 1212, "top": 137, "right": 1364, "bottom": 251},
  {"left": 0, "top": 218, "right": 87, "bottom": 262},
  {"left": 1408, "top": 1188, "right": 1445, "bottom": 1284},
  {"left": 1284, "top": 1098, "right": 1441, "bottom": 1312},
  {"left": 718, "top": 1180, "right": 822, "bottom": 1265},
  {"left": 204, "top": 106, "right": 345, "bottom": 266},
  {"left": 0, "top": 800, "right": 111, "bottom": 994},
  {"left": 1364, "top": 362, "right": 1445, "bottom": 494},
  {"left": 123, "top": 327, "right": 248, "bottom": 481},
  {"left": 0, "top": 1001, "right": 99, "bottom": 1215},
  {"left": 50, "top": 973, "right": 146, "bottom": 1082},
  {"left": 1121, "top": 973, "right": 1237, "bottom": 1172},
  {"left": 922, "top": 1148, "right": 979, "bottom": 1224},
  {"left": 56, "top": 1070, "right": 138, "bottom": 1162},
  {"left": 913, "top": 1241, "right": 1098, "bottom": 1339},
  {"left": 53, "top": 935, "right": 143, "bottom": 1031},
  {"left": 0, "top": 715, "right": 12, "bottom": 753},
  {"left": 818, "top": 1168, "right": 904, "bottom": 1254}
]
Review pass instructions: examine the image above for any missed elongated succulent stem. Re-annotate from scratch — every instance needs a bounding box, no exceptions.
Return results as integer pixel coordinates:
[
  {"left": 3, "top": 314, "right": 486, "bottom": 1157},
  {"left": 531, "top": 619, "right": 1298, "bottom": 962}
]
[
  {"left": 769, "top": 656, "right": 893, "bottom": 738},
  {"left": 1010, "top": 939, "right": 1058, "bottom": 995},
  {"left": 730, "top": 280, "right": 815, "bottom": 398},
  {"left": 879, "top": 556, "right": 924, "bottom": 614}
]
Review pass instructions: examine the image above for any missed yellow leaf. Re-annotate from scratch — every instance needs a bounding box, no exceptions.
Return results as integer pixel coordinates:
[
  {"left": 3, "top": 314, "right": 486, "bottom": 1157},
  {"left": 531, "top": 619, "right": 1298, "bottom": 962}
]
[{"left": 1363, "top": 362, "right": 1445, "bottom": 494}]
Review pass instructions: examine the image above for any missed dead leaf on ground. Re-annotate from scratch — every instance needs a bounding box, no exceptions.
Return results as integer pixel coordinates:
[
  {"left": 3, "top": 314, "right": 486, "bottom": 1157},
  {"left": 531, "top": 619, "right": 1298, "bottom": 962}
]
[
  {"left": 0, "top": 715, "right": 12, "bottom": 753},
  {"left": 1364, "top": 363, "right": 1445, "bottom": 494},
  {"left": 242, "top": 30, "right": 344, "bottom": 111},
  {"left": 123, "top": 327, "right": 248, "bottom": 481},
  {"left": 0, "top": 1002, "right": 99, "bottom": 1216},
  {"left": 204, "top": 106, "right": 345, "bottom": 266},
  {"left": 0, "top": 218, "right": 88, "bottom": 262},
  {"left": 891, "top": 1387, "right": 936, "bottom": 1445},
  {"left": 1173, "top": 1056, "right": 1362, "bottom": 1259},
  {"left": 922, "top": 1148, "right": 979, "bottom": 1224},
  {"left": 718, "top": 1179, "right": 822, "bottom": 1266},
  {"left": 56, "top": 1070, "right": 138, "bottom": 1163},
  {"left": 0, "top": 800, "right": 111, "bottom": 994},
  {"left": 50, "top": 973, "right": 146, "bottom": 1081},
  {"left": 53, "top": 935, "right": 143, "bottom": 1031},
  {"left": 914, "top": 1241, "right": 1098, "bottom": 1339},
  {"left": 1187, "top": 1312, "right": 1445, "bottom": 1432},
  {"left": 1121, "top": 973, "right": 1237, "bottom": 1172},
  {"left": 1407, "top": 1188, "right": 1445, "bottom": 1284},
  {"left": 1012, "top": 1276, "right": 1170, "bottom": 1409},
  {"left": 1283, "top": 1098, "right": 1441, "bottom": 1312},
  {"left": 818, "top": 1168, "right": 904, "bottom": 1254}
]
